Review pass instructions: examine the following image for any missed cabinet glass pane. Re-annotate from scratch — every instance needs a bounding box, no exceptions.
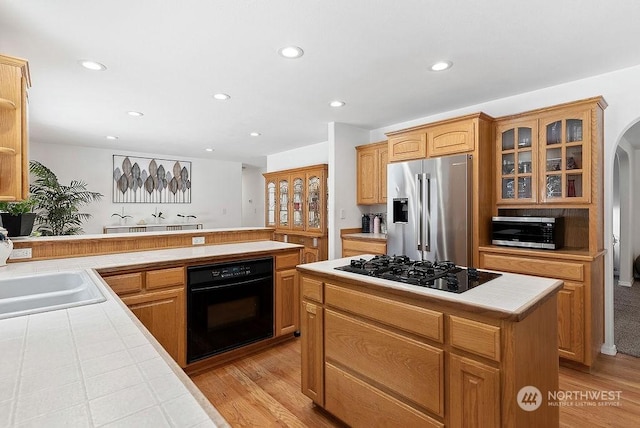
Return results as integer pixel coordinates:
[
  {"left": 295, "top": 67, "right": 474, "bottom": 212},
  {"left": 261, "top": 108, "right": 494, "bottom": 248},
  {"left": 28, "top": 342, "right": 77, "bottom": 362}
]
[
  {"left": 267, "top": 182, "right": 276, "bottom": 225},
  {"left": 546, "top": 147, "right": 562, "bottom": 172},
  {"left": 517, "top": 177, "right": 532, "bottom": 199},
  {"left": 567, "top": 174, "right": 582, "bottom": 198},
  {"left": 517, "top": 127, "right": 532, "bottom": 148},
  {"left": 279, "top": 179, "right": 289, "bottom": 226},
  {"left": 502, "top": 153, "right": 515, "bottom": 175},
  {"left": 566, "top": 119, "right": 583, "bottom": 143},
  {"left": 546, "top": 121, "right": 562, "bottom": 145},
  {"left": 502, "top": 178, "right": 515, "bottom": 199},
  {"left": 546, "top": 175, "right": 562, "bottom": 199},
  {"left": 307, "top": 176, "right": 321, "bottom": 228},
  {"left": 502, "top": 129, "right": 515, "bottom": 151},
  {"left": 517, "top": 150, "right": 532, "bottom": 174},
  {"left": 566, "top": 145, "right": 583, "bottom": 170},
  {"left": 292, "top": 178, "right": 304, "bottom": 227}
]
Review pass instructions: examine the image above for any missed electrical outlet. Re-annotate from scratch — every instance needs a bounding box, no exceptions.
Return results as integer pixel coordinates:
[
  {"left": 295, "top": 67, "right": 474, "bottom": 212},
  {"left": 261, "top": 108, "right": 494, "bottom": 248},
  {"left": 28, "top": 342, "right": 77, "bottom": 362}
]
[
  {"left": 10, "top": 248, "right": 32, "bottom": 259},
  {"left": 192, "top": 236, "right": 205, "bottom": 245}
]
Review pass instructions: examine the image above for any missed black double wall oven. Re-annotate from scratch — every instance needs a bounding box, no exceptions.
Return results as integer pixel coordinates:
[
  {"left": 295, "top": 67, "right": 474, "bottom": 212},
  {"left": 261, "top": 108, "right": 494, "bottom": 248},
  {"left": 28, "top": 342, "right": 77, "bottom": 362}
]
[{"left": 187, "top": 257, "right": 274, "bottom": 363}]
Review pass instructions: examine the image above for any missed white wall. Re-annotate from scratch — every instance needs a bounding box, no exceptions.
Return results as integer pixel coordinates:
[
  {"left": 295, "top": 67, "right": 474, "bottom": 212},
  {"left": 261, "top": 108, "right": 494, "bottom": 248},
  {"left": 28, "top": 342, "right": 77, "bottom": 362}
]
[
  {"left": 266, "top": 141, "right": 329, "bottom": 172},
  {"left": 241, "top": 165, "right": 265, "bottom": 226},
  {"left": 29, "top": 142, "right": 244, "bottom": 234}
]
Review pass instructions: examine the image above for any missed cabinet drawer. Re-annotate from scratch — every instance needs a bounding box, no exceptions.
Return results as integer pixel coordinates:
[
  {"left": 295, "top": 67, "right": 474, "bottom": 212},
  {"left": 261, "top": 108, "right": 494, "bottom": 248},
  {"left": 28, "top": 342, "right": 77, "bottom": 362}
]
[
  {"left": 480, "top": 252, "right": 584, "bottom": 282},
  {"left": 301, "top": 276, "right": 323, "bottom": 303},
  {"left": 146, "top": 267, "right": 185, "bottom": 290},
  {"left": 341, "top": 239, "right": 387, "bottom": 256},
  {"left": 103, "top": 272, "right": 143, "bottom": 295},
  {"left": 276, "top": 251, "right": 300, "bottom": 270},
  {"left": 325, "top": 309, "right": 444, "bottom": 416},
  {"left": 449, "top": 315, "right": 501, "bottom": 361},
  {"left": 325, "top": 363, "right": 443, "bottom": 428},
  {"left": 325, "top": 284, "right": 443, "bottom": 342}
]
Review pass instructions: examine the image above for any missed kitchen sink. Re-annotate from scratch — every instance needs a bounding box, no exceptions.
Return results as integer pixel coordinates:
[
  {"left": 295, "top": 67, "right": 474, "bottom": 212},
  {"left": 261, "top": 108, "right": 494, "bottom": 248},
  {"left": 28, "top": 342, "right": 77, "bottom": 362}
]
[{"left": 0, "top": 270, "right": 107, "bottom": 320}]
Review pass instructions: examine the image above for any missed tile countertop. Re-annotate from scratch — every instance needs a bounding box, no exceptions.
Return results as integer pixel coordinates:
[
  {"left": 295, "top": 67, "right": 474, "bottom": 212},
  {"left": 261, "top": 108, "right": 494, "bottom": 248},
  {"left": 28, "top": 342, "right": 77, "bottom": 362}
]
[
  {"left": 296, "top": 255, "right": 564, "bottom": 321},
  {"left": 0, "top": 240, "right": 303, "bottom": 427}
]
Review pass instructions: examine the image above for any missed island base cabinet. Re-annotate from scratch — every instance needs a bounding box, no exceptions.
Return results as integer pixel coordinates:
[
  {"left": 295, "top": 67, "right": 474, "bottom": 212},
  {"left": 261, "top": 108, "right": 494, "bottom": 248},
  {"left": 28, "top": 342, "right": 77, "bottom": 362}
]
[
  {"left": 557, "top": 281, "right": 585, "bottom": 361},
  {"left": 325, "top": 363, "right": 443, "bottom": 428},
  {"left": 121, "top": 288, "right": 186, "bottom": 367},
  {"left": 448, "top": 355, "right": 500, "bottom": 428},
  {"left": 300, "top": 300, "right": 324, "bottom": 405}
]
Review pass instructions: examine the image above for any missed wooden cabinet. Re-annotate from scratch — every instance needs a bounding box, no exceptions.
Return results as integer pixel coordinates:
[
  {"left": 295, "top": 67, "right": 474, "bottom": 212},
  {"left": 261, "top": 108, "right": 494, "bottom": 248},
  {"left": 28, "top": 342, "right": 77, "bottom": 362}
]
[
  {"left": 298, "top": 271, "right": 560, "bottom": 427},
  {"left": 427, "top": 116, "right": 476, "bottom": 157},
  {"left": 387, "top": 129, "right": 427, "bottom": 162},
  {"left": 102, "top": 266, "right": 186, "bottom": 367},
  {"left": 495, "top": 97, "right": 605, "bottom": 206},
  {"left": 557, "top": 281, "right": 585, "bottom": 361},
  {"left": 341, "top": 234, "right": 386, "bottom": 257},
  {"left": 356, "top": 141, "right": 387, "bottom": 205},
  {"left": 275, "top": 265, "right": 299, "bottom": 337},
  {"left": 0, "top": 54, "right": 30, "bottom": 201}
]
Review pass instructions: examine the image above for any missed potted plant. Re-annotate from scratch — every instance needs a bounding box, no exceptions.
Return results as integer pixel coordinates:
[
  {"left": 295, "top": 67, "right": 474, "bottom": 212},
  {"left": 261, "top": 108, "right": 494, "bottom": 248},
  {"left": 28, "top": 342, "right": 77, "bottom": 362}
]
[
  {"left": 29, "top": 160, "right": 103, "bottom": 235},
  {"left": 0, "top": 197, "right": 37, "bottom": 237}
]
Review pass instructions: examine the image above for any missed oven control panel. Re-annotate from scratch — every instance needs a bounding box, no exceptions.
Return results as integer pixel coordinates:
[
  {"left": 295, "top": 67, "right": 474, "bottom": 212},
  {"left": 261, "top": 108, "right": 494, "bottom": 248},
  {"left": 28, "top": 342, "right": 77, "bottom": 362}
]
[{"left": 211, "top": 265, "right": 253, "bottom": 279}]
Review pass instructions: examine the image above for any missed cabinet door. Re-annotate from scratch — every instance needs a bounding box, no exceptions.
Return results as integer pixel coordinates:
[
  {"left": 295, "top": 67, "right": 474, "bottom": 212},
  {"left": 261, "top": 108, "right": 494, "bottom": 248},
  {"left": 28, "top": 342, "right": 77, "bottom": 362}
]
[
  {"left": 305, "top": 170, "right": 325, "bottom": 234},
  {"left": 557, "top": 281, "right": 585, "bottom": 362},
  {"left": 539, "top": 109, "right": 591, "bottom": 204},
  {"left": 303, "top": 247, "right": 319, "bottom": 263},
  {"left": 301, "top": 300, "right": 324, "bottom": 405},
  {"left": 264, "top": 176, "right": 277, "bottom": 227},
  {"left": 275, "top": 268, "right": 299, "bottom": 336},
  {"left": 291, "top": 174, "right": 305, "bottom": 231},
  {"left": 449, "top": 354, "right": 500, "bottom": 428},
  {"left": 122, "top": 288, "right": 186, "bottom": 367},
  {"left": 357, "top": 146, "right": 378, "bottom": 205},
  {"left": 427, "top": 119, "right": 475, "bottom": 157},
  {"left": 495, "top": 119, "right": 538, "bottom": 204},
  {"left": 277, "top": 175, "right": 291, "bottom": 230},
  {"left": 388, "top": 130, "right": 427, "bottom": 162},
  {"left": 378, "top": 145, "right": 388, "bottom": 203}
]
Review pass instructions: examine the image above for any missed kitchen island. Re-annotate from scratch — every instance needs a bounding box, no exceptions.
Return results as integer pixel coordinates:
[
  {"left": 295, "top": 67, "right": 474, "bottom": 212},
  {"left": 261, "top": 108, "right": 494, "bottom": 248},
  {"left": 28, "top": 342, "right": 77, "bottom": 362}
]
[
  {"left": 297, "top": 256, "right": 564, "bottom": 427},
  {"left": 0, "top": 239, "right": 302, "bottom": 427}
]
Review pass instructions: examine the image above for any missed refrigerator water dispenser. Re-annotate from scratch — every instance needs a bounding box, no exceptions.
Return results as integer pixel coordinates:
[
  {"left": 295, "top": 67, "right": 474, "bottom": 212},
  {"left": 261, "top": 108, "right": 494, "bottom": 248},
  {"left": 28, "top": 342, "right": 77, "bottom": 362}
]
[{"left": 393, "top": 198, "right": 408, "bottom": 223}]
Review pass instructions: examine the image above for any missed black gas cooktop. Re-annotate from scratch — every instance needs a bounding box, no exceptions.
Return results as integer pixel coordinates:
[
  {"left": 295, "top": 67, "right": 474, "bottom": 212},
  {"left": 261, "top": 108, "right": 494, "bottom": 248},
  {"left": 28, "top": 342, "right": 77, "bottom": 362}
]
[{"left": 335, "top": 255, "right": 501, "bottom": 294}]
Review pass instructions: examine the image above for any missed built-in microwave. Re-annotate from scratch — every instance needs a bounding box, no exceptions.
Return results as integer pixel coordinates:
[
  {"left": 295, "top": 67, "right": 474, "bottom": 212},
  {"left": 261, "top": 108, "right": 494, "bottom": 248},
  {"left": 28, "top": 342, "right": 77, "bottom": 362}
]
[{"left": 491, "top": 216, "right": 564, "bottom": 250}]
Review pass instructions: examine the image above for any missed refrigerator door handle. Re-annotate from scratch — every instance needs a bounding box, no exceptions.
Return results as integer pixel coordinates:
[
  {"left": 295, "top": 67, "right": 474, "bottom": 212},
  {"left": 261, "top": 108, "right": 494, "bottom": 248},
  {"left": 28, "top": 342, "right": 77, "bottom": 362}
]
[
  {"left": 416, "top": 173, "right": 423, "bottom": 251},
  {"left": 424, "top": 173, "right": 431, "bottom": 254}
]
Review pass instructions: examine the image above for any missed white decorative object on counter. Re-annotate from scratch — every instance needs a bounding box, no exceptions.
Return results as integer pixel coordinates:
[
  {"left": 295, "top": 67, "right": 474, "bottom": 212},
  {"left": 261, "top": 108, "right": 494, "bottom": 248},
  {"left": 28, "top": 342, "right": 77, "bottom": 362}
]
[{"left": 0, "top": 227, "right": 13, "bottom": 266}]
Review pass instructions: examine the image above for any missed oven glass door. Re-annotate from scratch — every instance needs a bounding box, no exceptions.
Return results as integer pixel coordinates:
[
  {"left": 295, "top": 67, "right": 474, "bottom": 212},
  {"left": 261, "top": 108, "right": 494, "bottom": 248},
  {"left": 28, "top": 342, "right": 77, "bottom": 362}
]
[{"left": 188, "top": 274, "right": 273, "bottom": 363}]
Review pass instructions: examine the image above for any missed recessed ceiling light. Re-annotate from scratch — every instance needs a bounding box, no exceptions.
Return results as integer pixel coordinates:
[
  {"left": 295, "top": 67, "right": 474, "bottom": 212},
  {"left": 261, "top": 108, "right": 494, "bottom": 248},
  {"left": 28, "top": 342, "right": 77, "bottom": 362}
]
[
  {"left": 250, "top": 132, "right": 261, "bottom": 137},
  {"left": 79, "top": 60, "right": 107, "bottom": 71},
  {"left": 278, "top": 46, "right": 304, "bottom": 59},
  {"left": 213, "top": 93, "right": 231, "bottom": 100},
  {"left": 430, "top": 60, "right": 453, "bottom": 71},
  {"left": 106, "top": 135, "right": 118, "bottom": 140},
  {"left": 205, "top": 148, "right": 214, "bottom": 152},
  {"left": 127, "top": 111, "right": 144, "bottom": 117},
  {"left": 329, "top": 100, "right": 345, "bottom": 107}
]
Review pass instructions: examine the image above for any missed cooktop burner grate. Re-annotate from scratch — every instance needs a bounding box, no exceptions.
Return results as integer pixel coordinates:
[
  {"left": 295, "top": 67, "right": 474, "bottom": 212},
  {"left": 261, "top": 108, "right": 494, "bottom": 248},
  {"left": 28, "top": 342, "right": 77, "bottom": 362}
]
[{"left": 335, "top": 255, "right": 501, "bottom": 293}]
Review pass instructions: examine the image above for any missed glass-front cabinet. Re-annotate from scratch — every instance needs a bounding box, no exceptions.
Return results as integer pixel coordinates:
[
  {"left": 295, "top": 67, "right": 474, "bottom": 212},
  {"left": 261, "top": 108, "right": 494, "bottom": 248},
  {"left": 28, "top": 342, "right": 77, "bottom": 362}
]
[
  {"left": 539, "top": 110, "right": 590, "bottom": 203},
  {"left": 292, "top": 175, "right": 305, "bottom": 231},
  {"left": 496, "top": 119, "right": 538, "bottom": 204},
  {"left": 277, "top": 177, "right": 290, "bottom": 229},
  {"left": 265, "top": 178, "right": 276, "bottom": 227},
  {"left": 306, "top": 173, "right": 322, "bottom": 233}
]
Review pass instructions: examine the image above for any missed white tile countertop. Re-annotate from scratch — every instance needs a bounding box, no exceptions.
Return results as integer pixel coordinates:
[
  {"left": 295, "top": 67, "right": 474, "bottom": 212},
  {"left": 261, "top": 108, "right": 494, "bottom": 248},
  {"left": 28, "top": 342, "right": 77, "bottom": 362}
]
[
  {"left": 296, "top": 255, "right": 563, "bottom": 321},
  {"left": 0, "top": 240, "right": 302, "bottom": 427}
]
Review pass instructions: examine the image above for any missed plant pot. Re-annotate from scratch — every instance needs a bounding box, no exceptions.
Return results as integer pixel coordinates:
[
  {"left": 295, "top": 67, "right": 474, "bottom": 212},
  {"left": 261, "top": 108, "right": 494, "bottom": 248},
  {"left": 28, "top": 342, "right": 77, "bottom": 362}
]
[{"left": 0, "top": 213, "right": 36, "bottom": 237}]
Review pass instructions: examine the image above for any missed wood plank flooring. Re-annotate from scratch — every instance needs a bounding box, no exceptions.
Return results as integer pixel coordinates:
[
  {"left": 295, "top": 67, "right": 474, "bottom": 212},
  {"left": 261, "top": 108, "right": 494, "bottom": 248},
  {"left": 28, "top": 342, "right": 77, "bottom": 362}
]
[{"left": 191, "top": 339, "right": 640, "bottom": 427}]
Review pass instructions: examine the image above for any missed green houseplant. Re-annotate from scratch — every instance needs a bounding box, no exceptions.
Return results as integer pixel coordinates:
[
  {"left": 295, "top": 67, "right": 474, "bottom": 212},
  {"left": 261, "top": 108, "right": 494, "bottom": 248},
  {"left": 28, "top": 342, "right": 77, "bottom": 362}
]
[
  {"left": 0, "top": 197, "right": 37, "bottom": 237},
  {"left": 29, "top": 160, "right": 103, "bottom": 235}
]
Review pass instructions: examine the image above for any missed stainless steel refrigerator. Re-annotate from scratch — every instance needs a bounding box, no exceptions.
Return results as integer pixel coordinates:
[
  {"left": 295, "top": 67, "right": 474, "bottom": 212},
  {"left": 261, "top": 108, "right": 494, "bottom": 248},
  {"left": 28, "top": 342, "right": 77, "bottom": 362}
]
[{"left": 386, "top": 154, "right": 472, "bottom": 265}]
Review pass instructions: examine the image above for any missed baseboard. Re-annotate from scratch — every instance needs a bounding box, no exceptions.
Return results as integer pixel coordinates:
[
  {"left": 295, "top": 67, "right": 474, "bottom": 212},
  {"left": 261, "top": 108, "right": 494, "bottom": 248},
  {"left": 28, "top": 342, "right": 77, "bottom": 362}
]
[
  {"left": 601, "top": 343, "right": 617, "bottom": 356},
  {"left": 618, "top": 280, "right": 632, "bottom": 287}
]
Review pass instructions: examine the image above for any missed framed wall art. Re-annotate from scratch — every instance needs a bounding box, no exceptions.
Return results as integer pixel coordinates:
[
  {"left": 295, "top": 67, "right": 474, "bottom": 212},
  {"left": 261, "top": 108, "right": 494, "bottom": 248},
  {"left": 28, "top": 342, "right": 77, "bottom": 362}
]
[{"left": 112, "top": 155, "right": 192, "bottom": 203}]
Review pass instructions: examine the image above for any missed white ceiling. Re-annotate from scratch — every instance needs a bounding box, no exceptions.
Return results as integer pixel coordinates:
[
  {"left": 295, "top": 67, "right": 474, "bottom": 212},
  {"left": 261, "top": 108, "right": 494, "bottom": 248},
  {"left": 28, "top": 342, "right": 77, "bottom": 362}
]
[{"left": 2, "top": 1, "right": 640, "bottom": 167}]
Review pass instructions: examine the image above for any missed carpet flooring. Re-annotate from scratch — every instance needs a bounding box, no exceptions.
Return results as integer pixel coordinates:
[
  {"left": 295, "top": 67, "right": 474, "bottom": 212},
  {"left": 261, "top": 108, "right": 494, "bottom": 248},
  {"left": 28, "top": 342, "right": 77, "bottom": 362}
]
[{"left": 614, "top": 281, "right": 640, "bottom": 357}]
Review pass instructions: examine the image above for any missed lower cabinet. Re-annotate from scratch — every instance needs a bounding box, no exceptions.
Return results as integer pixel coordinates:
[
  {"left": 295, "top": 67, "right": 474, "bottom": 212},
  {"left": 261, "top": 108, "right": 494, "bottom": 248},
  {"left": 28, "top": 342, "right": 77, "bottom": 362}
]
[
  {"left": 341, "top": 236, "right": 387, "bottom": 258},
  {"left": 557, "top": 281, "right": 585, "bottom": 360},
  {"left": 300, "top": 300, "right": 324, "bottom": 405},
  {"left": 449, "top": 354, "right": 500, "bottom": 427},
  {"left": 121, "top": 288, "right": 185, "bottom": 366},
  {"left": 274, "top": 233, "right": 327, "bottom": 262},
  {"left": 275, "top": 268, "right": 299, "bottom": 336}
]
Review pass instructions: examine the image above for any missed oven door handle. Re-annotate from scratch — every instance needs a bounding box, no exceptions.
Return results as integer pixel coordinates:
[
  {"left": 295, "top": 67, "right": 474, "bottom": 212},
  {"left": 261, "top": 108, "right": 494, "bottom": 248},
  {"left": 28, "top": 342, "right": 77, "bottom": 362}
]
[{"left": 189, "top": 275, "right": 272, "bottom": 292}]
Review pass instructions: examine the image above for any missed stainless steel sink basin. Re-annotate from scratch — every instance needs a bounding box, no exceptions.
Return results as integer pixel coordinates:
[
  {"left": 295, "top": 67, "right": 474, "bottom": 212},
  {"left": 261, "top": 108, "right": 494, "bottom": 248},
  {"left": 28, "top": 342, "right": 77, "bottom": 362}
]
[{"left": 0, "top": 270, "right": 107, "bottom": 320}]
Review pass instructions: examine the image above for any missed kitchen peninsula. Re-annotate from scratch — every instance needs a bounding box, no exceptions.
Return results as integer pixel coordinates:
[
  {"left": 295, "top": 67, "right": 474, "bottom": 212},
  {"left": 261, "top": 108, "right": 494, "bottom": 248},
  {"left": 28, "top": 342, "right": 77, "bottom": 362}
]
[
  {"left": 0, "top": 229, "right": 302, "bottom": 426},
  {"left": 297, "top": 256, "right": 563, "bottom": 427}
]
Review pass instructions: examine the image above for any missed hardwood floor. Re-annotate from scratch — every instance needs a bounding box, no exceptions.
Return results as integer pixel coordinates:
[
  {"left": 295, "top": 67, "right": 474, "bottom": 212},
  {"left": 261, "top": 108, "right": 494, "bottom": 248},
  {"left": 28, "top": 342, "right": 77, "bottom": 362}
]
[{"left": 191, "top": 339, "right": 640, "bottom": 427}]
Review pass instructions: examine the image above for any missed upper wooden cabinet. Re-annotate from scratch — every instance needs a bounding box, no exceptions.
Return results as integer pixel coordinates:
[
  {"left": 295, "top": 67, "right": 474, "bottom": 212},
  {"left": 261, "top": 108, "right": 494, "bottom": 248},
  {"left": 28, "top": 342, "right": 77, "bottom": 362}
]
[
  {"left": 356, "top": 141, "right": 387, "bottom": 205},
  {"left": 386, "top": 113, "right": 493, "bottom": 162},
  {"left": 495, "top": 97, "right": 606, "bottom": 206},
  {"left": 263, "top": 164, "right": 328, "bottom": 236},
  {"left": 0, "top": 54, "right": 30, "bottom": 201}
]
